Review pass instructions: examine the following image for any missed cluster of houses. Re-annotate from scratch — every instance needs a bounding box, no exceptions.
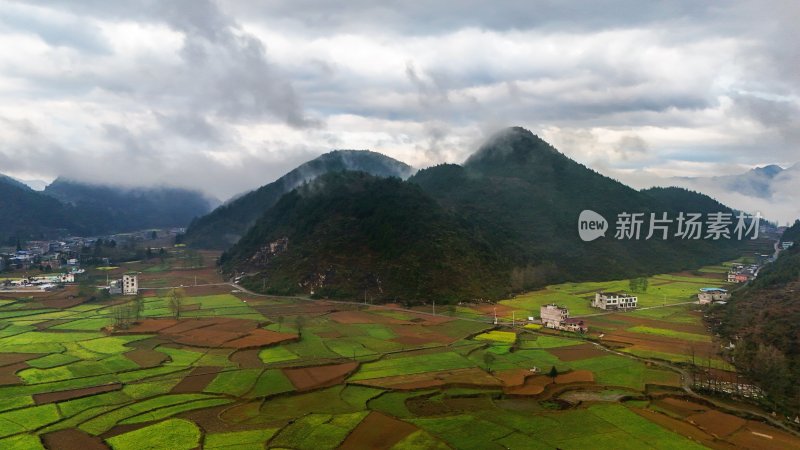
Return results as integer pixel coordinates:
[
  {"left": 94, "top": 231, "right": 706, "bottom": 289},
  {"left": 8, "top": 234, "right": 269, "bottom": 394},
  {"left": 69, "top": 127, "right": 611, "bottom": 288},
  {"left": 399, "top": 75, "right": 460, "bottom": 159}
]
[
  {"left": 0, "top": 237, "right": 91, "bottom": 272},
  {"left": 108, "top": 274, "right": 139, "bottom": 296},
  {"left": 530, "top": 291, "right": 641, "bottom": 334},
  {"left": 727, "top": 264, "right": 759, "bottom": 283},
  {"left": 1, "top": 270, "right": 83, "bottom": 291}
]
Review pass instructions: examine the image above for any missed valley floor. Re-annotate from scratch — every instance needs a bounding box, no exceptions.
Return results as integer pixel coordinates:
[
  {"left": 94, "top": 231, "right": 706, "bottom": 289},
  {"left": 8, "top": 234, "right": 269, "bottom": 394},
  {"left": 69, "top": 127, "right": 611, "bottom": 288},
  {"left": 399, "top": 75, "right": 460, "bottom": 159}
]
[{"left": 0, "top": 256, "right": 796, "bottom": 449}]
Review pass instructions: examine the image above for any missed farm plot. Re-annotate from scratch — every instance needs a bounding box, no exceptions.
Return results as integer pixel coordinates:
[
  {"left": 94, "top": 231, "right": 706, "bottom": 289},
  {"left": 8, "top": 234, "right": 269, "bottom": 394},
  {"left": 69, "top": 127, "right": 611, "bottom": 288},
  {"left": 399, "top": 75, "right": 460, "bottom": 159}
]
[{"left": 0, "top": 257, "right": 797, "bottom": 449}]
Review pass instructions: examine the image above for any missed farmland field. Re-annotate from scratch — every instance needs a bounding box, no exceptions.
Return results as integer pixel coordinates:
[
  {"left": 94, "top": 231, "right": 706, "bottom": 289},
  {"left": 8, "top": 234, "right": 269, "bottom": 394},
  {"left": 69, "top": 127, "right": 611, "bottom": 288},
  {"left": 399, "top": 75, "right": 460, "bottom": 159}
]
[{"left": 0, "top": 260, "right": 795, "bottom": 449}]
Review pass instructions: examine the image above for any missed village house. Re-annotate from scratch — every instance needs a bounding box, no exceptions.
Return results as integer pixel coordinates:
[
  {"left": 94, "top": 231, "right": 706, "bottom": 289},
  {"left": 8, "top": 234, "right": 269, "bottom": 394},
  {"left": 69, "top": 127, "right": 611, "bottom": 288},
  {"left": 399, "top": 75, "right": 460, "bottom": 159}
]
[
  {"left": 539, "top": 304, "right": 588, "bottom": 333},
  {"left": 592, "top": 292, "right": 638, "bottom": 310},
  {"left": 122, "top": 273, "right": 139, "bottom": 295},
  {"left": 698, "top": 287, "right": 730, "bottom": 304},
  {"left": 727, "top": 263, "right": 758, "bottom": 283}
]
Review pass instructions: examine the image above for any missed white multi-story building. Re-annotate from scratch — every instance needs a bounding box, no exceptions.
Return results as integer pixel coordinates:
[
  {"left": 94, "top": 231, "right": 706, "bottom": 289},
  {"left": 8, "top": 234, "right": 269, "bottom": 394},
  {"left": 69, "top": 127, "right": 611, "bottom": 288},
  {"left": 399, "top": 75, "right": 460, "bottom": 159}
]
[
  {"left": 122, "top": 274, "right": 138, "bottom": 295},
  {"left": 539, "top": 304, "right": 587, "bottom": 333},
  {"left": 592, "top": 292, "right": 637, "bottom": 310},
  {"left": 540, "top": 304, "right": 569, "bottom": 329}
]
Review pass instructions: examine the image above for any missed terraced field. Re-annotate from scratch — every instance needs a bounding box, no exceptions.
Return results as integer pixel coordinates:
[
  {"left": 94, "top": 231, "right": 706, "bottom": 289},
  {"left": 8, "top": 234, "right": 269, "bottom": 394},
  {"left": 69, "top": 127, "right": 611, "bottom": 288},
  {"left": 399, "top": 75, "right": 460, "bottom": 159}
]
[{"left": 0, "top": 262, "right": 795, "bottom": 449}]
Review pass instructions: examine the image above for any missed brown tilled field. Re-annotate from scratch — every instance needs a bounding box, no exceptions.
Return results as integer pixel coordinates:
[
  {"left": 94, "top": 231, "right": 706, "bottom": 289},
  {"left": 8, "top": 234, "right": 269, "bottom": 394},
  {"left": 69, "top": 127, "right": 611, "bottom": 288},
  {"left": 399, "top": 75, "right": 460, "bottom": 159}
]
[
  {"left": 547, "top": 343, "right": 607, "bottom": 361},
  {"left": 339, "top": 412, "right": 418, "bottom": 450},
  {"left": 42, "top": 428, "right": 109, "bottom": 450},
  {"left": 170, "top": 366, "right": 222, "bottom": 393},
  {"left": 282, "top": 361, "right": 359, "bottom": 391},
  {"left": 34, "top": 383, "right": 122, "bottom": 404},
  {"left": 119, "top": 317, "right": 297, "bottom": 349}
]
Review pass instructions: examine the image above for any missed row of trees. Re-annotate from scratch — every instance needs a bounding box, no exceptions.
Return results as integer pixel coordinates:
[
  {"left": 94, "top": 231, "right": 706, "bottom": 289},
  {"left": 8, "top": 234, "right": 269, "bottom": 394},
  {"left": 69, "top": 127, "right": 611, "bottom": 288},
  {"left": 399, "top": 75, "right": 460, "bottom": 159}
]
[{"left": 111, "top": 288, "right": 186, "bottom": 329}]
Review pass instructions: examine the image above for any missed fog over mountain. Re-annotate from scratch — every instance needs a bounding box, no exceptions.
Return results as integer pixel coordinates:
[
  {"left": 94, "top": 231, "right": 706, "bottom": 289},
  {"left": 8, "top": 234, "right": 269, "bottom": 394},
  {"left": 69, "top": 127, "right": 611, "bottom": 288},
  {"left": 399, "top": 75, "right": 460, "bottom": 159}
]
[{"left": 615, "top": 163, "right": 800, "bottom": 224}]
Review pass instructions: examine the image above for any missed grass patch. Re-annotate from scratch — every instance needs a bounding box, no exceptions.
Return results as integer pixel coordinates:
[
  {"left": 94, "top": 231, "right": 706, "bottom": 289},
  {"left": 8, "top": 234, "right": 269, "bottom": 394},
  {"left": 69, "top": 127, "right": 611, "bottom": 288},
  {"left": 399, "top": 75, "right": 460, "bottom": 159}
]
[
  {"left": 105, "top": 418, "right": 200, "bottom": 450},
  {"left": 258, "top": 346, "right": 299, "bottom": 364},
  {"left": 350, "top": 352, "right": 474, "bottom": 381},
  {"left": 474, "top": 330, "right": 516, "bottom": 344},
  {"left": 627, "top": 326, "right": 711, "bottom": 343}
]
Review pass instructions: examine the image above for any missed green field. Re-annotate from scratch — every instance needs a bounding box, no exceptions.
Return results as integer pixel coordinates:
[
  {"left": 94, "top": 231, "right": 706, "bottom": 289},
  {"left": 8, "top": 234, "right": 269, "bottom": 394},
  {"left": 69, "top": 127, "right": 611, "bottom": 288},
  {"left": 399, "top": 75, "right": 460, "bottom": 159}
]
[
  {"left": 495, "top": 263, "right": 734, "bottom": 320},
  {"left": 0, "top": 257, "right": 789, "bottom": 449}
]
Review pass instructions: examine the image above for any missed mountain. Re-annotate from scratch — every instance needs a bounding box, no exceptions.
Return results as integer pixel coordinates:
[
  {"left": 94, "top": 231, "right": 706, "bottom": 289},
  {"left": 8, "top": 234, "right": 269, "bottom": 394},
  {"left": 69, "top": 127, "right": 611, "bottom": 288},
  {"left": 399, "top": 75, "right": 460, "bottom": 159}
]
[
  {"left": 0, "top": 174, "right": 83, "bottom": 244},
  {"left": 183, "top": 150, "right": 414, "bottom": 249},
  {"left": 222, "top": 127, "right": 748, "bottom": 302},
  {"left": 780, "top": 220, "right": 800, "bottom": 244},
  {"left": 411, "top": 127, "right": 745, "bottom": 283},
  {"left": 43, "top": 179, "right": 216, "bottom": 234},
  {"left": 221, "top": 171, "right": 506, "bottom": 302},
  {"left": 712, "top": 243, "right": 800, "bottom": 413},
  {"left": 671, "top": 164, "right": 786, "bottom": 199}
]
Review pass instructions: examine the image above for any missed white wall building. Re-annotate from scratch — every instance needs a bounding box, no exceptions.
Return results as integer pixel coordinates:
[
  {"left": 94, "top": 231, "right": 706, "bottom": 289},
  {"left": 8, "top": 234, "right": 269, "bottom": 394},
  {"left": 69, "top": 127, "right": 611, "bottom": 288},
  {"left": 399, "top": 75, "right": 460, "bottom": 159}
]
[
  {"left": 540, "top": 304, "right": 569, "bottom": 329},
  {"left": 122, "top": 274, "right": 138, "bottom": 295},
  {"left": 698, "top": 288, "right": 730, "bottom": 304},
  {"left": 592, "top": 292, "right": 637, "bottom": 310}
]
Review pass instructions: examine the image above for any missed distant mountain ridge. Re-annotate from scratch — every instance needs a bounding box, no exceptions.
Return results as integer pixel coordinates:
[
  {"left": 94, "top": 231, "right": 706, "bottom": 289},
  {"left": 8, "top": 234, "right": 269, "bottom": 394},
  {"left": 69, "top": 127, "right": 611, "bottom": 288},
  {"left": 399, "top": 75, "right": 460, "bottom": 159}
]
[
  {"left": 0, "top": 174, "right": 215, "bottom": 243},
  {"left": 183, "top": 150, "right": 415, "bottom": 249},
  {"left": 222, "top": 127, "right": 748, "bottom": 303},
  {"left": 44, "top": 178, "right": 216, "bottom": 234},
  {"left": 0, "top": 174, "right": 80, "bottom": 243},
  {"left": 671, "top": 163, "right": 796, "bottom": 199}
]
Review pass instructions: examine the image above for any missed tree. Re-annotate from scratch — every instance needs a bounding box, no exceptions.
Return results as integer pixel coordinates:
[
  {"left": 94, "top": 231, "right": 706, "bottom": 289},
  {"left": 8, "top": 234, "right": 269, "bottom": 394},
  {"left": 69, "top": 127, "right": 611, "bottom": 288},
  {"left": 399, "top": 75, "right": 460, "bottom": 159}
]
[
  {"left": 277, "top": 315, "right": 285, "bottom": 332},
  {"left": 628, "top": 277, "right": 649, "bottom": 293},
  {"left": 294, "top": 315, "right": 306, "bottom": 337},
  {"left": 483, "top": 352, "right": 496, "bottom": 372},
  {"left": 133, "top": 294, "right": 144, "bottom": 321},
  {"left": 168, "top": 288, "right": 185, "bottom": 320},
  {"left": 150, "top": 230, "right": 158, "bottom": 240},
  {"left": 548, "top": 365, "right": 558, "bottom": 380}
]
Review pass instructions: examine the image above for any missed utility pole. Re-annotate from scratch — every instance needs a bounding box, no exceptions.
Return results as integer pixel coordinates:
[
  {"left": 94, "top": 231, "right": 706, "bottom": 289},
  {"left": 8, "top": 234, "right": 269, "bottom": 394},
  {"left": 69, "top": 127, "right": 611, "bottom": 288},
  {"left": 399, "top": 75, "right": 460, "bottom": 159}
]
[
  {"left": 364, "top": 289, "right": 367, "bottom": 305},
  {"left": 493, "top": 307, "right": 498, "bottom": 325},
  {"left": 432, "top": 299, "right": 436, "bottom": 316},
  {"left": 512, "top": 311, "right": 515, "bottom": 328}
]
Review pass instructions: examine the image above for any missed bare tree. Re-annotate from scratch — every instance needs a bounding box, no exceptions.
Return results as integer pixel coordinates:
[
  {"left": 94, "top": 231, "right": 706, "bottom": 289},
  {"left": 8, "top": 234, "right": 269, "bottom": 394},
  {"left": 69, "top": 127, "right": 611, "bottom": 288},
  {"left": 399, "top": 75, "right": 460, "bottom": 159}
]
[{"left": 168, "top": 288, "right": 185, "bottom": 320}]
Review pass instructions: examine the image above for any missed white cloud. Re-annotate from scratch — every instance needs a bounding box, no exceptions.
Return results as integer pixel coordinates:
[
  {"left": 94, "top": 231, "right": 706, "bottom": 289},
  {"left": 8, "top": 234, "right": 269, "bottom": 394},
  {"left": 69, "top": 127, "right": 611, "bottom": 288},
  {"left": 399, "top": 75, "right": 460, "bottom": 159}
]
[{"left": 0, "top": 0, "right": 796, "bottom": 224}]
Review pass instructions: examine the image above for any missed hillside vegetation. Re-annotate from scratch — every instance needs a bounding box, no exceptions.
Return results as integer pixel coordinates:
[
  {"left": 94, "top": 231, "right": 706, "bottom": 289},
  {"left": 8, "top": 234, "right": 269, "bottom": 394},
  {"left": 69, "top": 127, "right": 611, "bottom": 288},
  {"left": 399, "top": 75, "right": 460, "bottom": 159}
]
[
  {"left": 714, "top": 243, "right": 800, "bottom": 414},
  {"left": 222, "top": 172, "right": 506, "bottom": 302},
  {"left": 223, "top": 127, "right": 748, "bottom": 303},
  {"left": 183, "top": 150, "right": 414, "bottom": 249}
]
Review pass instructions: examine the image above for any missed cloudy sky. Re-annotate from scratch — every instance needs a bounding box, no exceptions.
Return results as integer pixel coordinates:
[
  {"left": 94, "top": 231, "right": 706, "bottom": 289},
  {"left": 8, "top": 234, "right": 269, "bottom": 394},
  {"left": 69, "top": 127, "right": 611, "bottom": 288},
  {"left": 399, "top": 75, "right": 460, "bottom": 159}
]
[{"left": 1, "top": 1, "right": 798, "bottom": 221}]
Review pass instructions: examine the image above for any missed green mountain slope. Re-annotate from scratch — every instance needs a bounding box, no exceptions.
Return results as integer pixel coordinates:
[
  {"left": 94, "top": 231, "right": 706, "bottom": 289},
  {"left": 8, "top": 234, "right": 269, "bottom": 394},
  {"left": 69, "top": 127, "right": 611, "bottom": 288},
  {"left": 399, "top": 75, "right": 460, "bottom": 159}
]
[
  {"left": 222, "top": 127, "right": 748, "bottom": 302},
  {"left": 221, "top": 171, "right": 506, "bottom": 302},
  {"left": 411, "top": 127, "right": 745, "bottom": 283},
  {"left": 713, "top": 244, "right": 800, "bottom": 413},
  {"left": 183, "top": 150, "right": 414, "bottom": 249}
]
